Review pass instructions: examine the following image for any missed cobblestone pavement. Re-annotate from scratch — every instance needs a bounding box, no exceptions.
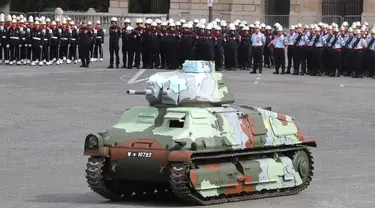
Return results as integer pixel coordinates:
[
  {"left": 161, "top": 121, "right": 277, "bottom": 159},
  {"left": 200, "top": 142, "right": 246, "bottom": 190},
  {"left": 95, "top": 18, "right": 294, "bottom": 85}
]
[{"left": 1, "top": 60, "right": 375, "bottom": 208}]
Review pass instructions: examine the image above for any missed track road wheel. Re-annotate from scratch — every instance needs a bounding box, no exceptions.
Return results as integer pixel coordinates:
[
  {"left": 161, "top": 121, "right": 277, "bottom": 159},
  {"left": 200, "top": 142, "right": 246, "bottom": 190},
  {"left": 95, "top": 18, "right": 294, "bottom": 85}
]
[
  {"left": 86, "top": 156, "right": 123, "bottom": 201},
  {"left": 292, "top": 149, "right": 314, "bottom": 183}
]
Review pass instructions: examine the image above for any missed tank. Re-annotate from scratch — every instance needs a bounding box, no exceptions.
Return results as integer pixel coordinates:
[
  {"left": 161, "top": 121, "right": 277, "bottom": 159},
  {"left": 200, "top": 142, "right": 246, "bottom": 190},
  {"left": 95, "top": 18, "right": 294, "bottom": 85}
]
[{"left": 83, "top": 60, "right": 316, "bottom": 205}]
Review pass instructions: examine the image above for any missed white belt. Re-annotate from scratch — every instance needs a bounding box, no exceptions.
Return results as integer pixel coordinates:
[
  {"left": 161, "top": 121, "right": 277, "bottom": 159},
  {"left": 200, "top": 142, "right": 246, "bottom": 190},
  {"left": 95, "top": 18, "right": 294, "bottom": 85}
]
[
  {"left": 96, "top": 37, "right": 101, "bottom": 39},
  {"left": 2, "top": 36, "right": 6, "bottom": 38},
  {"left": 52, "top": 37, "right": 57, "bottom": 39},
  {"left": 22, "top": 38, "right": 25, "bottom": 40},
  {"left": 61, "top": 38, "right": 68, "bottom": 40},
  {"left": 71, "top": 38, "right": 76, "bottom": 40},
  {"left": 44, "top": 39, "right": 48, "bottom": 41},
  {"left": 10, "top": 37, "right": 19, "bottom": 39},
  {"left": 33, "top": 37, "right": 41, "bottom": 40}
]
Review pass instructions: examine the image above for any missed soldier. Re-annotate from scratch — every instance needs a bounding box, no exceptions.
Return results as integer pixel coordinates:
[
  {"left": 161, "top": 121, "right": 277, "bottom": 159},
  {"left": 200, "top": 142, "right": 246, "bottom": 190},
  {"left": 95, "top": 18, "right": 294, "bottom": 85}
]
[
  {"left": 272, "top": 27, "right": 286, "bottom": 74},
  {"left": 69, "top": 21, "right": 79, "bottom": 64},
  {"left": 50, "top": 21, "right": 61, "bottom": 65},
  {"left": 120, "top": 18, "right": 131, "bottom": 68},
  {"left": 25, "top": 16, "right": 33, "bottom": 64},
  {"left": 213, "top": 25, "right": 225, "bottom": 71},
  {"left": 351, "top": 29, "right": 367, "bottom": 78},
  {"left": 94, "top": 20, "right": 104, "bottom": 62},
  {"left": 238, "top": 26, "right": 251, "bottom": 70},
  {"left": 3, "top": 15, "right": 12, "bottom": 64},
  {"left": 322, "top": 26, "right": 333, "bottom": 75},
  {"left": 107, "top": 17, "right": 121, "bottom": 69},
  {"left": 250, "top": 24, "right": 265, "bottom": 74},
  {"left": 143, "top": 22, "right": 161, "bottom": 69},
  {"left": 225, "top": 25, "right": 240, "bottom": 71},
  {"left": 126, "top": 26, "right": 136, "bottom": 69},
  {"left": 9, "top": 19, "right": 20, "bottom": 65},
  {"left": 18, "top": 19, "right": 27, "bottom": 65},
  {"left": 292, "top": 23, "right": 306, "bottom": 75},
  {"left": 327, "top": 27, "right": 344, "bottom": 77},
  {"left": 60, "top": 20, "right": 71, "bottom": 63},
  {"left": 87, "top": 21, "right": 95, "bottom": 62},
  {"left": 158, "top": 21, "right": 168, "bottom": 69},
  {"left": 366, "top": 29, "right": 375, "bottom": 79},
  {"left": 305, "top": 25, "right": 315, "bottom": 75},
  {"left": 0, "top": 14, "right": 4, "bottom": 63},
  {"left": 179, "top": 23, "right": 196, "bottom": 67},
  {"left": 164, "top": 22, "right": 180, "bottom": 70},
  {"left": 40, "top": 21, "right": 51, "bottom": 65},
  {"left": 133, "top": 18, "right": 143, "bottom": 69},
  {"left": 285, "top": 25, "right": 296, "bottom": 74},
  {"left": 142, "top": 19, "right": 152, "bottom": 68},
  {"left": 342, "top": 28, "right": 355, "bottom": 76},
  {"left": 263, "top": 25, "right": 273, "bottom": 68},
  {"left": 78, "top": 21, "right": 92, "bottom": 67},
  {"left": 310, "top": 27, "right": 325, "bottom": 76}
]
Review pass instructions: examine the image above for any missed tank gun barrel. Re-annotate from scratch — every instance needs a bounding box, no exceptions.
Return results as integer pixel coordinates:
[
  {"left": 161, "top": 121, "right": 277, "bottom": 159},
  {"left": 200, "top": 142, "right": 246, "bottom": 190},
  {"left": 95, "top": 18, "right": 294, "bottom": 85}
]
[{"left": 126, "top": 89, "right": 153, "bottom": 95}]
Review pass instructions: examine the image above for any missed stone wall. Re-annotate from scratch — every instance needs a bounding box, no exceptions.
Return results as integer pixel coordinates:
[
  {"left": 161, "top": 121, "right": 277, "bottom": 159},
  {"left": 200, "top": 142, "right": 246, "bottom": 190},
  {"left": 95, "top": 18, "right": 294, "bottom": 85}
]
[
  {"left": 109, "top": 0, "right": 129, "bottom": 14},
  {"left": 169, "top": 0, "right": 264, "bottom": 22},
  {"left": 362, "top": 0, "right": 375, "bottom": 24},
  {"left": 290, "top": 0, "right": 322, "bottom": 26}
]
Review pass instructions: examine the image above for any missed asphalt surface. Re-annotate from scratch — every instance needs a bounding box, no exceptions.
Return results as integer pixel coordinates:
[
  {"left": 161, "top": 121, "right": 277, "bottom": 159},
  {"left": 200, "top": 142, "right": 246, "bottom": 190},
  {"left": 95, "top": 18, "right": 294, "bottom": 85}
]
[{"left": 1, "top": 53, "right": 375, "bottom": 208}]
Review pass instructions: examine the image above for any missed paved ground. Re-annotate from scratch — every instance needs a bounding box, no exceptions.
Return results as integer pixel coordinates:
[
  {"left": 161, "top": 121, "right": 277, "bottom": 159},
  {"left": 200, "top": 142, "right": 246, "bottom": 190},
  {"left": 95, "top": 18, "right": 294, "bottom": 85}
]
[{"left": 1, "top": 57, "right": 375, "bottom": 208}]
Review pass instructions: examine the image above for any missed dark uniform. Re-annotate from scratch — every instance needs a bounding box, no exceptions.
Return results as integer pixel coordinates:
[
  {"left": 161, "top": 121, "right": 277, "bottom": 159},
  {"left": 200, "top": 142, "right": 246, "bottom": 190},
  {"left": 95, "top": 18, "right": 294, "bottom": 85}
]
[
  {"left": 214, "top": 30, "right": 225, "bottom": 71},
  {"left": 164, "top": 27, "right": 180, "bottom": 69},
  {"left": 108, "top": 24, "right": 121, "bottom": 68},
  {"left": 121, "top": 26, "right": 131, "bottom": 68},
  {"left": 238, "top": 30, "right": 251, "bottom": 70},
  {"left": 69, "top": 26, "right": 79, "bottom": 63},
  {"left": 78, "top": 24, "right": 92, "bottom": 67},
  {"left": 226, "top": 30, "right": 241, "bottom": 70}
]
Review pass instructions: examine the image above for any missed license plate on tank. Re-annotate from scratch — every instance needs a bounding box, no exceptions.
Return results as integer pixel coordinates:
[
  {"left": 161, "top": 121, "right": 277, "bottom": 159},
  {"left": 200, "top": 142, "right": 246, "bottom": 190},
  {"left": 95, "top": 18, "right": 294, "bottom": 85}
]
[{"left": 127, "top": 152, "right": 153, "bottom": 158}]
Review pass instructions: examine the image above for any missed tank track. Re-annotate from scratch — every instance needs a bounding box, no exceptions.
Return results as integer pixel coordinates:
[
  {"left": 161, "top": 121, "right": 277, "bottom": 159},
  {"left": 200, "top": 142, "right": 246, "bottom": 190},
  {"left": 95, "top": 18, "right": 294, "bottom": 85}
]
[
  {"left": 169, "top": 146, "right": 314, "bottom": 205},
  {"left": 86, "top": 156, "right": 124, "bottom": 201},
  {"left": 86, "top": 156, "right": 173, "bottom": 200}
]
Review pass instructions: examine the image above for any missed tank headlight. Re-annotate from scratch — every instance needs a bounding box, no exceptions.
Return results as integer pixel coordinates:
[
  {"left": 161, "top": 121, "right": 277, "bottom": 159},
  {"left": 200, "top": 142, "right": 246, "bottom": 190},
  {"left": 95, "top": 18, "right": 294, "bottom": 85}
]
[{"left": 88, "top": 136, "right": 98, "bottom": 148}]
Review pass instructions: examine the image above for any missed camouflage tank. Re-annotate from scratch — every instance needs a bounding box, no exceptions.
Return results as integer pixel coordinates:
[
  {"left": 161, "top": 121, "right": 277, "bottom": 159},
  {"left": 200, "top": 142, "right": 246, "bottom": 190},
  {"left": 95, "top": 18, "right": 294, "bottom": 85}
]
[{"left": 84, "top": 60, "right": 316, "bottom": 205}]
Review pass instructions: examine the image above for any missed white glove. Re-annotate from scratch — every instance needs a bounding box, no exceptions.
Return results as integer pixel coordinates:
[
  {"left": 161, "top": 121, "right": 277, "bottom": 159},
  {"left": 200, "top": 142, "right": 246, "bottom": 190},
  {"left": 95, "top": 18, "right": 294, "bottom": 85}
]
[
  {"left": 49, "top": 29, "right": 53, "bottom": 34},
  {"left": 19, "top": 27, "right": 23, "bottom": 32},
  {"left": 58, "top": 28, "right": 62, "bottom": 33},
  {"left": 42, "top": 29, "right": 46, "bottom": 33},
  {"left": 102, "top": 29, "right": 106, "bottom": 33},
  {"left": 0, "top": 26, "right": 4, "bottom": 30},
  {"left": 6, "top": 44, "right": 10, "bottom": 48},
  {"left": 27, "top": 28, "right": 30, "bottom": 33}
]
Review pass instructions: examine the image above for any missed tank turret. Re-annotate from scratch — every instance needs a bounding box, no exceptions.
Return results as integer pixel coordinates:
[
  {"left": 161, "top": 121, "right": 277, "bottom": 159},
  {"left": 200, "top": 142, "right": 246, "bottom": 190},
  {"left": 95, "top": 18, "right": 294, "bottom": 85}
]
[{"left": 127, "top": 60, "right": 235, "bottom": 106}]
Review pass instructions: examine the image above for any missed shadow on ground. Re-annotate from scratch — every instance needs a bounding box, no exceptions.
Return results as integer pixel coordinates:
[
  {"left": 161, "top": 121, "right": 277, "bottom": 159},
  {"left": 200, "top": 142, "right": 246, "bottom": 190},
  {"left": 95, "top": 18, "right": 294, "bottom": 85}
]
[{"left": 31, "top": 192, "right": 188, "bottom": 207}]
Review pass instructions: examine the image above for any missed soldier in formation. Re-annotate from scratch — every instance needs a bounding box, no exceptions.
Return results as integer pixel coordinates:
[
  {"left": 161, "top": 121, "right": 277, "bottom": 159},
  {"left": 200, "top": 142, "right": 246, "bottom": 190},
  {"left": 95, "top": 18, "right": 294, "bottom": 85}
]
[
  {"left": 0, "top": 13, "right": 102, "bottom": 67},
  {"left": 1, "top": 13, "right": 375, "bottom": 79}
]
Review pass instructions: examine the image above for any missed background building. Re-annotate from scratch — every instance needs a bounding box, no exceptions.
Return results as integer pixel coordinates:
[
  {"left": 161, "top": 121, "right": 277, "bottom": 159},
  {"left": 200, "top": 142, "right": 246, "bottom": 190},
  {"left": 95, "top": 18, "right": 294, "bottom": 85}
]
[{"left": 109, "top": 0, "right": 375, "bottom": 25}]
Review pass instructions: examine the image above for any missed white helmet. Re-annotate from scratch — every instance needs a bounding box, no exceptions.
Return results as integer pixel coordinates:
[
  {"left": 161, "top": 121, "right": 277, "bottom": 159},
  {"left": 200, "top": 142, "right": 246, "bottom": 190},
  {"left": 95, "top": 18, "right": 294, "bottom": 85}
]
[
  {"left": 70, "top": 21, "right": 75, "bottom": 25},
  {"left": 145, "top": 19, "right": 152, "bottom": 24},
  {"left": 96, "top": 20, "right": 101, "bottom": 24},
  {"left": 254, "top": 20, "right": 260, "bottom": 25},
  {"left": 355, "top": 29, "right": 361, "bottom": 35},
  {"left": 243, "top": 26, "right": 249, "bottom": 31},
  {"left": 333, "top": 27, "right": 339, "bottom": 33},
  {"left": 11, "top": 19, "right": 16, "bottom": 23},
  {"left": 277, "top": 27, "right": 283, "bottom": 32},
  {"left": 371, "top": 29, "right": 375, "bottom": 34},
  {"left": 260, "top": 23, "right": 266, "bottom": 28},
  {"left": 199, "top": 24, "right": 205, "bottom": 29},
  {"left": 175, "top": 21, "right": 180, "bottom": 26},
  {"left": 200, "top": 19, "right": 206, "bottom": 24},
  {"left": 249, "top": 24, "right": 254, "bottom": 28},
  {"left": 348, "top": 27, "right": 354, "bottom": 33},
  {"left": 187, "top": 24, "right": 193, "bottom": 28},
  {"left": 229, "top": 26, "right": 236, "bottom": 31},
  {"left": 229, "top": 23, "right": 235, "bottom": 28},
  {"left": 290, "top": 25, "right": 295, "bottom": 30},
  {"left": 304, "top": 24, "right": 309, "bottom": 29},
  {"left": 169, "top": 23, "right": 176, "bottom": 27},
  {"left": 297, "top": 23, "right": 302, "bottom": 28},
  {"left": 168, "top": 18, "right": 174, "bottom": 23},
  {"left": 151, "top": 22, "right": 157, "bottom": 27},
  {"left": 51, "top": 21, "right": 56, "bottom": 26},
  {"left": 182, "top": 23, "right": 188, "bottom": 28},
  {"left": 215, "top": 18, "right": 220, "bottom": 22},
  {"left": 124, "top": 18, "right": 130, "bottom": 23},
  {"left": 46, "top": 18, "right": 50, "bottom": 22},
  {"left": 161, "top": 22, "right": 167, "bottom": 26},
  {"left": 87, "top": 21, "right": 92, "bottom": 25},
  {"left": 254, "top": 24, "right": 260, "bottom": 29},
  {"left": 310, "top": 24, "right": 314, "bottom": 29},
  {"left": 136, "top": 18, "right": 143, "bottom": 24},
  {"left": 156, "top": 19, "right": 162, "bottom": 24},
  {"left": 265, "top": 25, "right": 272, "bottom": 30},
  {"left": 206, "top": 24, "right": 212, "bottom": 30},
  {"left": 328, "top": 26, "right": 333, "bottom": 30},
  {"left": 215, "top": 25, "right": 221, "bottom": 30},
  {"left": 34, "top": 21, "right": 39, "bottom": 25},
  {"left": 314, "top": 27, "right": 321, "bottom": 32},
  {"left": 193, "top": 19, "right": 199, "bottom": 23},
  {"left": 180, "top": 19, "right": 186, "bottom": 23}
]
